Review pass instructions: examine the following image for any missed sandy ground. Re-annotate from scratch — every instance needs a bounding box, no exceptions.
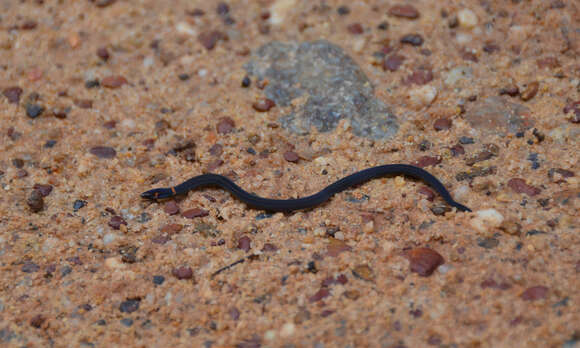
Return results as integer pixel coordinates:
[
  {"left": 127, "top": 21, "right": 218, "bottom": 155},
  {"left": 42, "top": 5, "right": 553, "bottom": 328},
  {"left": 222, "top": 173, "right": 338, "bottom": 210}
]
[{"left": 0, "top": 0, "right": 579, "bottom": 347}]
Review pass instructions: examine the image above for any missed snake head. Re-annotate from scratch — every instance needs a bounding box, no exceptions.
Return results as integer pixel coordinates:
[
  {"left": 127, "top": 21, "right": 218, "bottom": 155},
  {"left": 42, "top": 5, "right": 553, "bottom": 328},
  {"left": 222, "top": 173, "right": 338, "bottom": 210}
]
[{"left": 141, "top": 188, "right": 173, "bottom": 200}]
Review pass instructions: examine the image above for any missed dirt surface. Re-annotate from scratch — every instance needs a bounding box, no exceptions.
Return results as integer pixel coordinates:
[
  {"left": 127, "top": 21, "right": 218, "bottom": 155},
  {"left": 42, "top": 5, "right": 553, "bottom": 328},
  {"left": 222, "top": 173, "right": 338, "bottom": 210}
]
[{"left": 1, "top": 1, "right": 579, "bottom": 347}]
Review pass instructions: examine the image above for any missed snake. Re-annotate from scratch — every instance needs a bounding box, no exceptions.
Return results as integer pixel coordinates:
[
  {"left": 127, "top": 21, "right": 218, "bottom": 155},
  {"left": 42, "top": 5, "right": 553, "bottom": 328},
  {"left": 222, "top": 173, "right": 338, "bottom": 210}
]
[{"left": 141, "top": 164, "right": 471, "bottom": 213}]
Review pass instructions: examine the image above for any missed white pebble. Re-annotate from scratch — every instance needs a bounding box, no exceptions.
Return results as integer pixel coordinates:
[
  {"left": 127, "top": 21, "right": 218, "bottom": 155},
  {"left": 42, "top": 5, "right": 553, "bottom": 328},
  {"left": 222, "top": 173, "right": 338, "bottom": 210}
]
[
  {"left": 445, "top": 66, "right": 473, "bottom": 86},
  {"left": 143, "top": 56, "right": 154, "bottom": 68},
  {"left": 105, "top": 256, "right": 125, "bottom": 269},
  {"left": 103, "top": 233, "right": 117, "bottom": 245},
  {"left": 176, "top": 22, "right": 197, "bottom": 36},
  {"left": 458, "top": 9, "right": 478, "bottom": 28},
  {"left": 470, "top": 209, "right": 504, "bottom": 233},
  {"left": 409, "top": 85, "right": 437, "bottom": 107},
  {"left": 280, "top": 322, "right": 296, "bottom": 337},
  {"left": 270, "top": 0, "right": 297, "bottom": 25}
]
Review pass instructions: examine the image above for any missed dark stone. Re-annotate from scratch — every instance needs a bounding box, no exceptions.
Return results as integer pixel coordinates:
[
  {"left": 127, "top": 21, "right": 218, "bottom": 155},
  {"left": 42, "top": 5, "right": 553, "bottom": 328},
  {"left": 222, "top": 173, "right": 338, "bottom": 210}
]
[
  {"left": 153, "top": 275, "right": 165, "bottom": 285},
  {"left": 26, "top": 104, "right": 44, "bottom": 118},
  {"left": 73, "top": 200, "right": 87, "bottom": 211}
]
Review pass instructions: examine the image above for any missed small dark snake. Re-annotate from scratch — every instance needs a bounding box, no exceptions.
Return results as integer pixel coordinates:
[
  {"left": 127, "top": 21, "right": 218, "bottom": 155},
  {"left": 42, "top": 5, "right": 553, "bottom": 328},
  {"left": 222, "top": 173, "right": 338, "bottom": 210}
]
[{"left": 141, "top": 164, "right": 471, "bottom": 213}]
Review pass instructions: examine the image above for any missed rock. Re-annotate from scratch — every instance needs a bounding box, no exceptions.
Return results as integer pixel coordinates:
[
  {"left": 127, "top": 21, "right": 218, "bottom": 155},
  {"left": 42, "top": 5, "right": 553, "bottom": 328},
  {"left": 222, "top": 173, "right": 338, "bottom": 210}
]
[
  {"left": 457, "top": 9, "right": 478, "bottom": 28},
  {"left": 244, "top": 40, "right": 398, "bottom": 139},
  {"left": 465, "top": 96, "right": 533, "bottom": 134},
  {"left": 405, "top": 247, "right": 444, "bottom": 277},
  {"left": 470, "top": 209, "right": 504, "bottom": 233}
]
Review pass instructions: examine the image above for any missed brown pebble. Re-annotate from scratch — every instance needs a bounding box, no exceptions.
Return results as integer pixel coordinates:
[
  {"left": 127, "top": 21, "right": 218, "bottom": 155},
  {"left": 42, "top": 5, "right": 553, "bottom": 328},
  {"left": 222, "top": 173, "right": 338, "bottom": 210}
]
[
  {"left": 217, "top": 117, "right": 235, "bottom": 134},
  {"left": 405, "top": 247, "right": 445, "bottom": 277},
  {"left": 152, "top": 235, "right": 171, "bottom": 244},
  {"left": 103, "top": 120, "right": 117, "bottom": 129},
  {"left": 96, "top": 47, "right": 110, "bottom": 61},
  {"left": 326, "top": 239, "right": 352, "bottom": 257},
  {"left": 172, "top": 266, "right": 194, "bottom": 280},
  {"left": 262, "top": 243, "right": 278, "bottom": 252},
  {"left": 283, "top": 151, "right": 299, "bottom": 163},
  {"left": 520, "top": 81, "right": 539, "bottom": 101},
  {"left": 433, "top": 118, "right": 452, "bottom": 131},
  {"left": 405, "top": 68, "right": 433, "bottom": 85},
  {"left": 252, "top": 98, "right": 276, "bottom": 112},
  {"left": 52, "top": 107, "right": 70, "bottom": 118},
  {"left": 294, "top": 308, "right": 311, "bottom": 324},
  {"left": 101, "top": 75, "right": 127, "bottom": 88},
  {"left": 27, "top": 190, "right": 44, "bottom": 213},
  {"left": 388, "top": 4, "right": 420, "bottom": 19},
  {"left": 108, "top": 216, "right": 127, "bottom": 230},
  {"left": 206, "top": 159, "right": 224, "bottom": 172},
  {"left": 343, "top": 290, "right": 360, "bottom": 300},
  {"left": 462, "top": 50, "right": 478, "bottom": 62},
  {"left": 3, "top": 86, "right": 23, "bottom": 104},
  {"left": 209, "top": 143, "right": 223, "bottom": 156},
  {"left": 507, "top": 178, "right": 541, "bottom": 196},
  {"left": 12, "top": 158, "right": 24, "bottom": 168},
  {"left": 414, "top": 155, "right": 441, "bottom": 168},
  {"left": 30, "top": 314, "right": 45, "bottom": 329},
  {"left": 521, "top": 286, "right": 548, "bottom": 301},
  {"left": 383, "top": 54, "right": 405, "bottom": 72},
  {"left": 417, "top": 186, "right": 435, "bottom": 201},
  {"left": 536, "top": 57, "right": 560, "bottom": 69},
  {"left": 164, "top": 201, "right": 180, "bottom": 215},
  {"left": 33, "top": 184, "right": 53, "bottom": 197},
  {"left": 229, "top": 307, "right": 240, "bottom": 321},
  {"left": 74, "top": 99, "right": 93, "bottom": 109},
  {"left": 89, "top": 146, "right": 116, "bottom": 159},
  {"left": 499, "top": 85, "right": 519, "bottom": 97},
  {"left": 237, "top": 236, "right": 251, "bottom": 252},
  {"left": 161, "top": 223, "right": 183, "bottom": 235},
  {"left": 309, "top": 288, "right": 330, "bottom": 302},
  {"left": 198, "top": 30, "right": 224, "bottom": 50},
  {"left": 16, "top": 169, "right": 28, "bottom": 178},
  {"left": 94, "top": 0, "right": 116, "bottom": 7},
  {"left": 450, "top": 144, "right": 465, "bottom": 156},
  {"left": 352, "top": 264, "right": 375, "bottom": 281},
  {"left": 347, "top": 23, "right": 364, "bottom": 34},
  {"left": 182, "top": 208, "right": 209, "bottom": 219}
]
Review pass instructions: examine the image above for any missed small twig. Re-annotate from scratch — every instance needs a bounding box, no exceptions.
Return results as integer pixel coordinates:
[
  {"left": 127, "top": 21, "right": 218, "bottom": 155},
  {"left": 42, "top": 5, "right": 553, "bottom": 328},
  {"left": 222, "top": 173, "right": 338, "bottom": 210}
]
[{"left": 211, "top": 254, "right": 258, "bottom": 278}]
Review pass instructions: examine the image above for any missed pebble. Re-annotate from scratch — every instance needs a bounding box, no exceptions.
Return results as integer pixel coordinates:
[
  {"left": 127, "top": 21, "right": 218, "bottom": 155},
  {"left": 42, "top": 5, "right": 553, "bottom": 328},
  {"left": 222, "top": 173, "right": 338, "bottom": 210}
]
[
  {"left": 27, "top": 190, "right": 44, "bottom": 213},
  {"left": 388, "top": 5, "right": 420, "bottom": 19},
  {"left": 238, "top": 236, "right": 251, "bottom": 252},
  {"left": 119, "top": 298, "right": 140, "bottom": 313},
  {"left": 262, "top": 243, "right": 278, "bottom": 252},
  {"left": 153, "top": 275, "right": 165, "bottom": 285},
  {"left": 477, "top": 237, "right": 499, "bottom": 249},
  {"left": 241, "top": 76, "right": 251, "bottom": 87},
  {"left": 22, "top": 261, "right": 40, "bottom": 273},
  {"left": 164, "top": 201, "right": 180, "bottom": 215},
  {"left": 521, "top": 286, "right": 548, "bottom": 301},
  {"left": 283, "top": 151, "right": 299, "bottom": 163},
  {"left": 405, "top": 248, "right": 444, "bottom": 277},
  {"left": 457, "top": 9, "right": 478, "bottom": 28},
  {"left": 89, "top": 146, "right": 117, "bottom": 159},
  {"left": 182, "top": 208, "right": 209, "bottom": 219},
  {"left": 309, "top": 288, "right": 330, "bottom": 302},
  {"left": 101, "top": 75, "right": 127, "bottom": 89},
  {"left": 73, "top": 200, "right": 87, "bottom": 211},
  {"left": 108, "top": 216, "right": 127, "bottom": 230},
  {"left": 383, "top": 54, "right": 405, "bottom": 72},
  {"left": 275, "top": 322, "right": 295, "bottom": 340},
  {"left": 96, "top": 47, "right": 110, "bottom": 61},
  {"left": 198, "top": 31, "right": 224, "bottom": 50},
  {"left": 103, "top": 233, "right": 117, "bottom": 246},
  {"left": 172, "top": 266, "right": 194, "bottom": 280},
  {"left": 400, "top": 34, "right": 424, "bottom": 46},
  {"left": 414, "top": 155, "right": 441, "bottom": 168},
  {"left": 216, "top": 117, "right": 235, "bottom": 134},
  {"left": 507, "top": 178, "right": 541, "bottom": 196},
  {"left": 433, "top": 118, "right": 452, "bottom": 131},
  {"left": 3, "top": 86, "right": 23, "bottom": 103},
  {"left": 409, "top": 86, "right": 437, "bottom": 107},
  {"left": 26, "top": 104, "right": 44, "bottom": 118},
  {"left": 470, "top": 209, "right": 504, "bottom": 233},
  {"left": 30, "top": 315, "right": 45, "bottom": 328},
  {"left": 337, "top": 6, "right": 350, "bottom": 16},
  {"left": 252, "top": 98, "right": 276, "bottom": 112},
  {"left": 465, "top": 97, "right": 533, "bottom": 134},
  {"left": 459, "top": 136, "right": 474, "bottom": 145},
  {"left": 352, "top": 265, "right": 375, "bottom": 282},
  {"left": 520, "top": 81, "right": 539, "bottom": 101},
  {"left": 347, "top": 23, "right": 364, "bottom": 35}
]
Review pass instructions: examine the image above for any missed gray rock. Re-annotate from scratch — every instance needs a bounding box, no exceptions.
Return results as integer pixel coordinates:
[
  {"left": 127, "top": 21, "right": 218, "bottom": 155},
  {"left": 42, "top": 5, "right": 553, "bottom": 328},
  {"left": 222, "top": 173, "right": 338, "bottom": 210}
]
[{"left": 244, "top": 40, "right": 398, "bottom": 139}]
